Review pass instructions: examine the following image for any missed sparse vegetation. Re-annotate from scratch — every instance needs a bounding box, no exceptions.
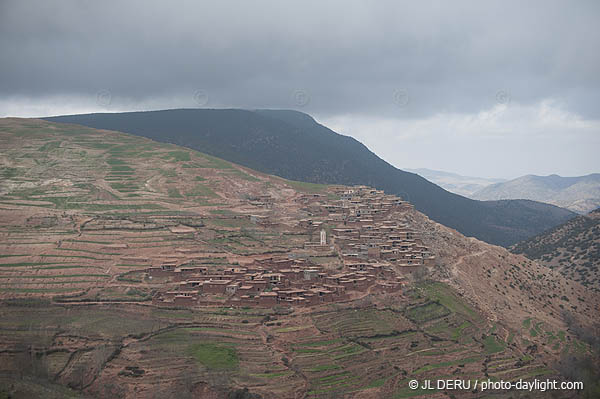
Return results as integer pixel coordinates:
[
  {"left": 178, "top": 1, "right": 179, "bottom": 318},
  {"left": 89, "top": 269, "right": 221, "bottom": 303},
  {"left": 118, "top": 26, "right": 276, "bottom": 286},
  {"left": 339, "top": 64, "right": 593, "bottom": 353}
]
[
  {"left": 0, "top": 118, "right": 594, "bottom": 398},
  {"left": 188, "top": 343, "right": 239, "bottom": 370}
]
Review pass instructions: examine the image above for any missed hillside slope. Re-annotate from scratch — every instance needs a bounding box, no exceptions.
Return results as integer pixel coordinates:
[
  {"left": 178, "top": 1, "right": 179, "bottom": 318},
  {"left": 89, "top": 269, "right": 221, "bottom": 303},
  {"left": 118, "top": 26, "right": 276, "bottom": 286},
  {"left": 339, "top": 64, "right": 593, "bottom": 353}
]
[
  {"left": 44, "top": 109, "right": 576, "bottom": 247},
  {"left": 472, "top": 173, "right": 600, "bottom": 214},
  {"left": 511, "top": 208, "right": 600, "bottom": 292},
  {"left": 0, "top": 118, "right": 598, "bottom": 398}
]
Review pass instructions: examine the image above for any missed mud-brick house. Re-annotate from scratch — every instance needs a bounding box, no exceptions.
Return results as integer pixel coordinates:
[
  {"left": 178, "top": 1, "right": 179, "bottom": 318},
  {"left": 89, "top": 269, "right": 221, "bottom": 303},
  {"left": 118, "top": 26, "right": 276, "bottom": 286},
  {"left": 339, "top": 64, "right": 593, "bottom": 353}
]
[
  {"left": 323, "top": 284, "right": 346, "bottom": 297},
  {"left": 338, "top": 278, "right": 356, "bottom": 290},
  {"left": 341, "top": 252, "right": 361, "bottom": 262},
  {"left": 179, "top": 281, "right": 202, "bottom": 291},
  {"left": 311, "top": 288, "right": 335, "bottom": 302},
  {"left": 303, "top": 292, "right": 320, "bottom": 306},
  {"left": 173, "top": 292, "right": 198, "bottom": 306},
  {"left": 282, "top": 296, "right": 307, "bottom": 306},
  {"left": 355, "top": 276, "right": 370, "bottom": 290},
  {"left": 298, "top": 219, "right": 314, "bottom": 229},
  {"left": 203, "top": 279, "right": 232, "bottom": 294},
  {"left": 147, "top": 263, "right": 176, "bottom": 277},
  {"left": 324, "top": 273, "right": 346, "bottom": 286},
  {"left": 173, "top": 267, "right": 209, "bottom": 281},
  {"left": 333, "top": 227, "right": 360, "bottom": 238},
  {"left": 358, "top": 218, "right": 375, "bottom": 227},
  {"left": 378, "top": 266, "right": 396, "bottom": 279},
  {"left": 303, "top": 269, "right": 320, "bottom": 281},
  {"left": 226, "top": 282, "right": 239, "bottom": 295},
  {"left": 271, "top": 258, "right": 296, "bottom": 270},
  {"left": 246, "top": 279, "right": 268, "bottom": 293},
  {"left": 337, "top": 275, "right": 370, "bottom": 291},
  {"left": 258, "top": 291, "right": 278, "bottom": 307},
  {"left": 152, "top": 291, "right": 178, "bottom": 304},
  {"left": 277, "top": 289, "right": 306, "bottom": 301},
  {"left": 263, "top": 273, "right": 287, "bottom": 287},
  {"left": 280, "top": 268, "right": 302, "bottom": 281},
  {"left": 163, "top": 291, "right": 179, "bottom": 299},
  {"left": 223, "top": 267, "right": 248, "bottom": 277},
  {"left": 367, "top": 246, "right": 381, "bottom": 259},
  {"left": 340, "top": 191, "right": 354, "bottom": 201},
  {"left": 179, "top": 266, "right": 208, "bottom": 276},
  {"left": 237, "top": 285, "right": 254, "bottom": 296}
]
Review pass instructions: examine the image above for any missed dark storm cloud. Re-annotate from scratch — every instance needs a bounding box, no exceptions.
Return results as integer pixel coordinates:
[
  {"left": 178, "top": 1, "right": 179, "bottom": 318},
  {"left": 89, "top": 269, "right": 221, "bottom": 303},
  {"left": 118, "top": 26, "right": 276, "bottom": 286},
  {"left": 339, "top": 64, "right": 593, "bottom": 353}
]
[{"left": 1, "top": 0, "right": 599, "bottom": 119}]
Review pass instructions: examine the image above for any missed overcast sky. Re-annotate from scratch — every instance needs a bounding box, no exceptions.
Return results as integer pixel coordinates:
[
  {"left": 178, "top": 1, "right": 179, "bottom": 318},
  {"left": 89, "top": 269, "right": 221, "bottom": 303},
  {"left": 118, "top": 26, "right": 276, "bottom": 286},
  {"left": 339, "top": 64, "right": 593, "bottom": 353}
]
[{"left": 1, "top": 0, "right": 599, "bottom": 179}]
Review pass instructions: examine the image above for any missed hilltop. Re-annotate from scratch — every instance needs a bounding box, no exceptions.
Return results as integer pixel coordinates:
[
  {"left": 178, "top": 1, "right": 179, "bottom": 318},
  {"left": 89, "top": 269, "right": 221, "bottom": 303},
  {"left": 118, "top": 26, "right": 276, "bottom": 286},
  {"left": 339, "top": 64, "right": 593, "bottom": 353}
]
[
  {"left": 0, "top": 118, "right": 598, "bottom": 398},
  {"left": 472, "top": 173, "right": 600, "bottom": 214},
  {"left": 44, "top": 109, "right": 576, "bottom": 247},
  {"left": 511, "top": 208, "right": 600, "bottom": 292}
]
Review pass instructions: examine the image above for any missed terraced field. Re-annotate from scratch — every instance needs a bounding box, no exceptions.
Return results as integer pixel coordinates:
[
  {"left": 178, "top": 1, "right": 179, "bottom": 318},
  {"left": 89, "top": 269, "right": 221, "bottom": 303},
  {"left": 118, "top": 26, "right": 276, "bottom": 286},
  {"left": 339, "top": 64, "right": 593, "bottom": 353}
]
[
  {"left": 0, "top": 118, "right": 595, "bottom": 398},
  {"left": 0, "top": 283, "right": 564, "bottom": 398},
  {"left": 262, "top": 283, "right": 560, "bottom": 398},
  {"left": 0, "top": 303, "right": 302, "bottom": 398},
  {"left": 0, "top": 118, "right": 305, "bottom": 302}
]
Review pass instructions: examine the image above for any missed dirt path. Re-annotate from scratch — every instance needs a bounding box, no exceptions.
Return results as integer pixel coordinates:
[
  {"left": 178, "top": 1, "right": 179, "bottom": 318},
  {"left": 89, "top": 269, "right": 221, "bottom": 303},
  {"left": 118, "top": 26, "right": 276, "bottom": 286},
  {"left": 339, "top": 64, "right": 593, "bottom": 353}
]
[
  {"left": 257, "top": 322, "right": 310, "bottom": 398},
  {"left": 449, "top": 249, "right": 498, "bottom": 322}
]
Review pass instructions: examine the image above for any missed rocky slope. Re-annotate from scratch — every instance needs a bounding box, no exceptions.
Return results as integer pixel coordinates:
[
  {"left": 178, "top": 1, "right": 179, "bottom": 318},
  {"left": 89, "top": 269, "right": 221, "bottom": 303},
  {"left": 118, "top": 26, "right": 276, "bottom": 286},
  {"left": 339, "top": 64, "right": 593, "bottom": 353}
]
[
  {"left": 406, "top": 209, "right": 600, "bottom": 333},
  {"left": 510, "top": 208, "right": 600, "bottom": 293}
]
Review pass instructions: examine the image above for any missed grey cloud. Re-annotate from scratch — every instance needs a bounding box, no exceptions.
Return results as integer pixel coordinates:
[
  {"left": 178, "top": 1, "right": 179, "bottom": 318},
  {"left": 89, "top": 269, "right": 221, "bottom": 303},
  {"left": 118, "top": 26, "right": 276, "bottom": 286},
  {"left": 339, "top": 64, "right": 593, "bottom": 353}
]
[{"left": 1, "top": 0, "right": 599, "bottom": 119}]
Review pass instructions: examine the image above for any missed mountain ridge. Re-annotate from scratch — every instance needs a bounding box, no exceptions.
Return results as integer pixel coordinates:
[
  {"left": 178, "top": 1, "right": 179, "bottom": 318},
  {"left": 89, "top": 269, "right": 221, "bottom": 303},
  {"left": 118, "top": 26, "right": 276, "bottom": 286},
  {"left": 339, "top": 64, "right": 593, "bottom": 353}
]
[
  {"left": 405, "top": 167, "right": 507, "bottom": 197},
  {"left": 44, "top": 108, "right": 576, "bottom": 247},
  {"left": 472, "top": 173, "right": 600, "bottom": 214}
]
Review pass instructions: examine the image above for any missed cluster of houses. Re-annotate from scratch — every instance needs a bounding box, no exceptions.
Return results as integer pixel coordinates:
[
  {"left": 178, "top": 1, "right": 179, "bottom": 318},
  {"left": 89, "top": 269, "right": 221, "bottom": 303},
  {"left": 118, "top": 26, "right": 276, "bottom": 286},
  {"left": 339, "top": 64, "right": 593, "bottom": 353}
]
[
  {"left": 299, "top": 185, "right": 435, "bottom": 271},
  {"left": 150, "top": 185, "right": 434, "bottom": 308},
  {"left": 150, "top": 256, "right": 404, "bottom": 307}
]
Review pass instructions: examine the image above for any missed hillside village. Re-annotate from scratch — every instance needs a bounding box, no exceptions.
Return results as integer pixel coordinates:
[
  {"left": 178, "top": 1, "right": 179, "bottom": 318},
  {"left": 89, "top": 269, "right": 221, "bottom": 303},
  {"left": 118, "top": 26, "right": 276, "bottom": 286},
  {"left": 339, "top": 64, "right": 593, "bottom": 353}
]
[
  {"left": 2, "top": 0, "right": 600, "bottom": 394},
  {"left": 152, "top": 185, "right": 435, "bottom": 307},
  {"left": 1, "top": 119, "right": 598, "bottom": 398}
]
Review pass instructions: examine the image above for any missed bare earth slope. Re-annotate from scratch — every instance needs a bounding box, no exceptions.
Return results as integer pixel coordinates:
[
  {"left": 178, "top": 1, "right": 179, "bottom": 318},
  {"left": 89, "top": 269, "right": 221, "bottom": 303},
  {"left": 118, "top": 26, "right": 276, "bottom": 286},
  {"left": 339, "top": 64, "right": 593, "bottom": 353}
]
[
  {"left": 0, "top": 118, "right": 598, "bottom": 399},
  {"left": 406, "top": 210, "right": 599, "bottom": 333},
  {"left": 510, "top": 209, "right": 600, "bottom": 293}
]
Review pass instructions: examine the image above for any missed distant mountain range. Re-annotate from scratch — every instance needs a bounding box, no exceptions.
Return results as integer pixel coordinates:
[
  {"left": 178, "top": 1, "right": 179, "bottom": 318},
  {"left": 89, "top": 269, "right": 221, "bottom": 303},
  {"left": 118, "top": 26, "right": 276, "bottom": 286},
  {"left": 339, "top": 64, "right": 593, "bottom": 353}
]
[
  {"left": 471, "top": 174, "right": 600, "bottom": 214},
  {"left": 405, "top": 168, "right": 506, "bottom": 197},
  {"left": 511, "top": 208, "right": 600, "bottom": 292},
  {"left": 44, "top": 109, "right": 576, "bottom": 247}
]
